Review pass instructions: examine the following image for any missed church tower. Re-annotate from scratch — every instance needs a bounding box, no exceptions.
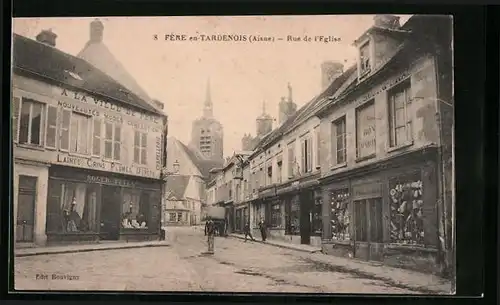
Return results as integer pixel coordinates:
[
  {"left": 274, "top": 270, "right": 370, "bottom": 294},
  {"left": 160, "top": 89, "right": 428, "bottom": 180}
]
[
  {"left": 278, "top": 82, "right": 298, "bottom": 125},
  {"left": 256, "top": 101, "right": 273, "bottom": 137},
  {"left": 190, "top": 78, "right": 224, "bottom": 162}
]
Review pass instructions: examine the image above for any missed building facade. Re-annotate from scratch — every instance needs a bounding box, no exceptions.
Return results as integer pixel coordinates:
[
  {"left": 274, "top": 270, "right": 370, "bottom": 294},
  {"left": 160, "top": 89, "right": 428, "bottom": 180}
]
[
  {"left": 12, "top": 32, "right": 167, "bottom": 246},
  {"left": 315, "top": 14, "right": 453, "bottom": 274}
]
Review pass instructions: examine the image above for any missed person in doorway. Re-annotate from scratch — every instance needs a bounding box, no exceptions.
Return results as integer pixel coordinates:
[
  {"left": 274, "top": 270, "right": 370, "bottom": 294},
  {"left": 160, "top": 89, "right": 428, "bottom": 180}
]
[
  {"left": 243, "top": 221, "right": 255, "bottom": 242},
  {"left": 205, "top": 217, "right": 216, "bottom": 254},
  {"left": 259, "top": 219, "right": 267, "bottom": 242}
]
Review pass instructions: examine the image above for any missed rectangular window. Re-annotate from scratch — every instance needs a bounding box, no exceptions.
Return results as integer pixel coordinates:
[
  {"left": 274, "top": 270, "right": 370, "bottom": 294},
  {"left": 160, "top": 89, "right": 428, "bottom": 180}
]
[
  {"left": 359, "top": 41, "right": 371, "bottom": 74},
  {"left": 104, "top": 122, "right": 121, "bottom": 161},
  {"left": 315, "top": 127, "right": 320, "bottom": 169},
  {"left": 277, "top": 161, "right": 283, "bottom": 183},
  {"left": 332, "top": 116, "right": 347, "bottom": 165},
  {"left": 45, "top": 106, "right": 58, "bottom": 149},
  {"left": 285, "top": 197, "right": 300, "bottom": 235},
  {"left": 389, "top": 82, "right": 413, "bottom": 147},
  {"left": 12, "top": 96, "right": 21, "bottom": 142},
  {"left": 92, "top": 118, "right": 102, "bottom": 156},
  {"left": 121, "top": 190, "right": 148, "bottom": 229},
  {"left": 70, "top": 112, "right": 91, "bottom": 155},
  {"left": 177, "top": 212, "right": 183, "bottom": 222},
  {"left": 60, "top": 109, "right": 71, "bottom": 151},
  {"left": 270, "top": 202, "right": 281, "bottom": 228},
  {"left": 301, "top": 136, "right": 313, "bottom": 174},
  {"left": 169, "top": 213, "right": 176, "bottom": 222},
  {"left": 330, "top": 188, "right": 351, "bottom": 241},
  {"left": 287, "top": 141, "right": 295, "bottom": 178},
  {"left": 356, "top": 101, "right": 376, "bottom": 159},
  {"left": 19, "top": 98, "right": 44, "bottom": 146},
  {"left": 134, "top": 131, "right": 148, "bottom": 165}
]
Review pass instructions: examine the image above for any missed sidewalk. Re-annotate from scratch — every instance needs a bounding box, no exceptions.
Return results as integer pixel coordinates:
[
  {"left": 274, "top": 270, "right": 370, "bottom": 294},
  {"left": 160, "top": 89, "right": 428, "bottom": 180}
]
[
  {"left": 15, "top": 240, "right": 170, "bottom": 257},
  {"left": 229, "top": 233, "right": 452, "bottom": 294},
  {"left": 229, "top": 233, "right": 322, "bottom": 253}
]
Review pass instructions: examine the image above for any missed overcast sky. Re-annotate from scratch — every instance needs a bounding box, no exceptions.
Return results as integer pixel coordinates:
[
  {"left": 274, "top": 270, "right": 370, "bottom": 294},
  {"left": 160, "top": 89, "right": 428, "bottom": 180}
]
[{"left": 13, "top": 15, "right": 411, "bottom": 158}]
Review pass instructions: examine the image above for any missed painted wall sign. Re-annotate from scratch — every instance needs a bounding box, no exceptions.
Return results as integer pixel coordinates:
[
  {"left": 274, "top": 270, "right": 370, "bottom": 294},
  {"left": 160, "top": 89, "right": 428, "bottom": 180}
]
[
  {"left": 155, "top": 136, "right": 162, "bottom": 170},
  {"left": 56, "top": 153, "right": 159, "bottom": 179},
  {"left": 86, "top": 175, "right": 136, "bottom": 188},
  {"left": 356, "top": 102, "right": 376, "bottom": 158}
]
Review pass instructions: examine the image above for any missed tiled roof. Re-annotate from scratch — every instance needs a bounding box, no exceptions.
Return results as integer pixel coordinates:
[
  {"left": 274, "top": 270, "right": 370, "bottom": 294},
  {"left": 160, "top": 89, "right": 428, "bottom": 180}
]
[
  {"left": 166, "top": 175, "right": 190, "bottom": 200},
  {"left": 12, "top": 33, "right": 162, "bottom": 115},
  {"left": 177, "top": 141, "right": 224, "bottom": 180}
]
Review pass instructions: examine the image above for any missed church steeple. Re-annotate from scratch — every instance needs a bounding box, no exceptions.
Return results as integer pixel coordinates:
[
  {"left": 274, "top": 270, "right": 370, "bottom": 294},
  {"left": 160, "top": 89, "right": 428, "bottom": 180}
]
[{"left": 203, "top": 78, "right": 213, "bottom": 118}]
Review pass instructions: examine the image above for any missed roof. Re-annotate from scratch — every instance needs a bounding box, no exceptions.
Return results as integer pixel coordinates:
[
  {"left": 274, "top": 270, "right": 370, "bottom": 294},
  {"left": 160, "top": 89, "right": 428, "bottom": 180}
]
[
  {"left": 166, "top": 175, "right": 190, "bottom": 200},
  {"left": 177, "top": 141, "right": 224, "bottom": 180},
  {"left": 12, "top": 34, "right": 162, "bottom": 115}
]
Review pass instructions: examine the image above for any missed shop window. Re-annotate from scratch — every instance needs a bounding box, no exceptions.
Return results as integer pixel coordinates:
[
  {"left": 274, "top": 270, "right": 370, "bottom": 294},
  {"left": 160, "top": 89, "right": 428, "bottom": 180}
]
[
  {"left": 134, "top": 130, "right": 148, "bottom": 165},
  {"left": 121, "top": 190, "right": 148, "bottom": 229},
  {"left": 169, "top": 213, "right": 176, "bottom": 221},
  {"left": 270, "top": 202, "right": 281, "bottom": 228},
  {"left": 312, "top": 195, "right": 322, "bottom": 236},
  {"left": 104, "top": 122, "right": 122, "bottom": 161},
  {"left": 70, "top": 112, "right": 91, "bottom": 155},
  {"left": 45, "top": 106, "right": 58, "bottom": 149},
  {"left": 285, "top": 197, "right": 300, "bottom": 235},
  {"left": 389, "top": 173, "right": 424, "bottom": 245},
  {"left": 19, "top": 98, "right": 44, "bottom": 146},
  {"left": 92, "top": 118, "right": 102, "bottom": 156},
  {"left": 332, "top": 116, "right": 347, "bottom": 165},
  {"left": 330, "top": 189, "right": 351, "bottom": 241},
  {"left": 46, "top": 181, "right": 98, "bottom": 233},
  {"left": 388, "top": 81, "right": 413, "bottom": 147},
  {"left": 177, "top": 212, "right": 183, "bottom": 222}
]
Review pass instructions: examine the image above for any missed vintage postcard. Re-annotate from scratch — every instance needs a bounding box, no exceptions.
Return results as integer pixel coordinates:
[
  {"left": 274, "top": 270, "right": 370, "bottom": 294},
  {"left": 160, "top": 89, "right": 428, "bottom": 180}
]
[{"left": 11, "top": 14, "right": 455, "bottom": 294}]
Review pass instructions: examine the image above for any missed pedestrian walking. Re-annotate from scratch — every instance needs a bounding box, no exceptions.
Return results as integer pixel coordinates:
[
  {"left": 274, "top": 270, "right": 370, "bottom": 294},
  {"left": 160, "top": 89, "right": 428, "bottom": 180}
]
[
  {"left": 259, "top": 219, "right": 267, "bottom": 242},
  {"left": 243, "top": 221, "right": 255, "bottom": 242},
  {"left": 205, "top": 217, "right": 216, "bottom": 254}
]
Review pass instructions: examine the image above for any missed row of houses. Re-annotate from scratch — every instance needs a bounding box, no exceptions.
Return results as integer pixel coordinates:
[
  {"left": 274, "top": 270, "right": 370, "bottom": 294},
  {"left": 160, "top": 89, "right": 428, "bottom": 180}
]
[
  {"left": 12, "top": 20, "right": 170, "bottom": 246},
  {"left": 206, "top": 14, "right": 454, "bottom": 275}
]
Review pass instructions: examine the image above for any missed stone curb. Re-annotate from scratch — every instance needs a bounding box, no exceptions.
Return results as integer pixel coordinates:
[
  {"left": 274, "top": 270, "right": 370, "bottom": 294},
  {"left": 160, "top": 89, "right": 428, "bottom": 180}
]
[
  {"left": 15, "top": 243, "right": 171, "bottom": 257},
  {"left": 228, "top": 234, "right": 321, "bottom": 254}
]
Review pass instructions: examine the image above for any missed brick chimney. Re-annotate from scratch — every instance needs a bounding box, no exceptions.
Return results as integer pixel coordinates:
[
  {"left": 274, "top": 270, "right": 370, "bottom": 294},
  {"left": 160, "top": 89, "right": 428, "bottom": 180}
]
[
  {"left": 36, "top": 29, "right": 57, "bottom": 47},
  {"left": 90, "top": 19, "right": 104, "bottom": 43},
  {"left": 321, "top": 61, "right": 344, "bottom": 90},
  {"left": 374, "top": 15, "right": 401, "bottom": 29}
]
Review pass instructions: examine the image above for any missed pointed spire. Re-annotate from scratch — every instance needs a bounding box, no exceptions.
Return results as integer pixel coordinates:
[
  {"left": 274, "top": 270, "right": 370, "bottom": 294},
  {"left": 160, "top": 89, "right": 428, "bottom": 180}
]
[
  {"left": 262, "top": 100, "right": 267, "bottom": 115},
  {"left": 203, "top": 77, "right": 213, "bottom": 118}
]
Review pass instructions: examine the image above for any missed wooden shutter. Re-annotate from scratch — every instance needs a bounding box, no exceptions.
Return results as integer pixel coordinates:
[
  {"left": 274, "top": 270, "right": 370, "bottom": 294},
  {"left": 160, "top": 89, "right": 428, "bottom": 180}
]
[
  {"left": 60, "top": 109, "right": 71, "bottom": 151},
  {"left": 46, "top": 179, "right": 63, "bottom": 233},
  {"left": 45, "top": 105, "right": 58, "bottom": 149},
  {"left": 12, "top": 97, "right": 20, "bottom": 142},
  {"left": 300, "top": 140, "right": 306, "bottom": 174},
  {"left": 92, "top": 117, "right": 102, "bottom": 156},
  {"left": 306, "top": 138, "right": 312, "bottom": 172}
]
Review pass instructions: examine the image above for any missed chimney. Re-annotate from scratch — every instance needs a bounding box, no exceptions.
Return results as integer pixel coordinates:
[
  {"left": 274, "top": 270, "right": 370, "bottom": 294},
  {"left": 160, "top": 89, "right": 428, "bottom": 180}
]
[
  {"left": 321, "top": 61, "right": 344, "bottom": 90},
  {"left": 90, "top": 19, "right": 104, "bottom": 43},
  {"left": 36, "top": 29, "right": 57, "bottom": 47},
  {"left": 373, "top": 15, "right": 401, "bottom": 29},
  {"left": 152, "top": 99, "right": 165, "bottom": 110}
]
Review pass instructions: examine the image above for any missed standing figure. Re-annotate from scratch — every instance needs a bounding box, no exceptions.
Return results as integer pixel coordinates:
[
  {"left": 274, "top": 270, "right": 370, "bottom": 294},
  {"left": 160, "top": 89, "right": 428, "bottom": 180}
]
[
  {"left": 259, "top": 219, "right": 267, "bottom": 242},
  {"left": 205, "top": 217, "right": 216, "bottom": 254},
  {"left": 243, "top": 221, "right": 255, "bottom": 242}
]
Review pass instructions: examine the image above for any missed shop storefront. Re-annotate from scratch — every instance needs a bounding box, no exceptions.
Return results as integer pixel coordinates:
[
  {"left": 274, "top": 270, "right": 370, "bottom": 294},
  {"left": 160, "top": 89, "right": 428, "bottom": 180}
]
[
  {"left": 320, "top": 148, "right": 441, "bottom": 273},
  {"left": 46, "top": 165, "right": 162, "bottom": 244},
  {"left": 234, "top": 202, "right": 249, "bottom": 233}
]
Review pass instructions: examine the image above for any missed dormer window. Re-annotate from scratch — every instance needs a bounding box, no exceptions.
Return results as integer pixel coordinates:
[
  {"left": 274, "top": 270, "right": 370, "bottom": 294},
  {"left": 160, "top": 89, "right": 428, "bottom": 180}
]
[{"left": 359, "top": 40, "right": 371, "bottom": 76}]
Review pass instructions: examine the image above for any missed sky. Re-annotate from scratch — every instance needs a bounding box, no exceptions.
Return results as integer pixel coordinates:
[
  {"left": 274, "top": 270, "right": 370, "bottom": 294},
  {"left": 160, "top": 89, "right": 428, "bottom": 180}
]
[{"left": 13, "top": 15, "right": 411, "bottom": 158}]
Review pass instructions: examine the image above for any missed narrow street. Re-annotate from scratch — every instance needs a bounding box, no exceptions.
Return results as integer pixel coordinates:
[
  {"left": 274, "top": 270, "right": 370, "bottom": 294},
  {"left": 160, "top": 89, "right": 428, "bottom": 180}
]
[{"left": 14, "top": 226, "right": 442, "bottom": 293}]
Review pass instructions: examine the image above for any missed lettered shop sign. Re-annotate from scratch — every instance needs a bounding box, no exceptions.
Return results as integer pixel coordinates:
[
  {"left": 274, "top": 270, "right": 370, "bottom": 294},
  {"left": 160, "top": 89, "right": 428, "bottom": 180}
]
[{"left": 356, "top": 101, "right": 376, "bottom": 159}]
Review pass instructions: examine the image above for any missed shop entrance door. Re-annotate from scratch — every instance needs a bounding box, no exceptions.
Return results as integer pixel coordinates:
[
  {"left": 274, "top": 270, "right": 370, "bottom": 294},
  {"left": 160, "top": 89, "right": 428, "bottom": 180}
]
[
  {"left": 354, "top": 197, "right": 384, "bottom": 261},
  {"left": 100, "top": 185, "right": 121, "bottom": 240},
  {"left": 299, "top": 191, "right": 313, "bottom": 245},
  {"left": 16, "top": 176, "right": 37, "bottom": 243}
]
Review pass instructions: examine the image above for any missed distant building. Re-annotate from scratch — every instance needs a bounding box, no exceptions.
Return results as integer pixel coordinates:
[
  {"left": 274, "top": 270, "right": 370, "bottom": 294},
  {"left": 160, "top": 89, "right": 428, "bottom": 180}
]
[
  {"left": 190, "top": 79, "right": 224, "bottom": 162},
  {"left": 278, "top": 83, "right": 298, "bottom": 125}
]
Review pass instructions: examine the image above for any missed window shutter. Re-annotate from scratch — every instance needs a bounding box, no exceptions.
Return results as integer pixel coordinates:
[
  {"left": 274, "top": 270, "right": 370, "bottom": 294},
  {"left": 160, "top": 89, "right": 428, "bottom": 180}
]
[
  {"left": 301, "top": 140, "right": 306, "bottom": 174},
  {"left": 92, "top": 118, "right": 102, "bottom": 156},
  {"left": 307, "top": 138, "right": 312, "bottom": 172},
  {"left": 12, "top": 97, "right": 20, "bottom": 142},
  {"left": 45, "top": 105, "right": 58, "bottom": 149},
  {"left": 60, "top": 109, "right": 71, "bottom": 151}
]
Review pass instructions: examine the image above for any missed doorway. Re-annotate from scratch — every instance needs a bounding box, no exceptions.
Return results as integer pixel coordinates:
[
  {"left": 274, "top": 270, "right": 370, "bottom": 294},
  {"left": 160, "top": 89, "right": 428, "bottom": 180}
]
[
  {"left": 299, "top": 190, "right": 313, "bottom": 245},
  {"left": 16, "top": 175, "right": 37, "bottom": 243},
  {"left": 100, "top": 185, "right": 121, "bottom": 240},
  {"left": 354, "top": 197, "right": 384, "bottom": 261}
]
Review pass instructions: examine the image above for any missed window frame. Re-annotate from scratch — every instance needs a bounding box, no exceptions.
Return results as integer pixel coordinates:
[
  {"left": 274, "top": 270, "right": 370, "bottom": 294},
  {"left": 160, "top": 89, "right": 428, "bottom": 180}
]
[
  {"left": 45, "top": 105, "right": 58, "bottom": 150},
  {"left": 358, "top": 39, "right": 372, "bottom": 78},
  {"left": 103, "top": 121, "right": 122, "bottom": 162},
  {"left": 92, "top": 117, "right": 102, "bottom": 157},
  {"left": 18, "top": 98, "right": 45, "bottom": 147},
  {"left": 133, "top": 130, "right": 148, "bottom": 165},
  {"left": 12, "top": 96, "right": 21, "bottom": 143},
  {"left": 69, "top": 111, "right": 92, "bottom": 156},
  {"left": 332, "top": 116, "right": 347, "bottom": 166},
  {"left": 287, "top": 141, "right": 295, "bottom": 178},
  {"left": 388, "top": 80, "right": 413, "bottom": 148}
]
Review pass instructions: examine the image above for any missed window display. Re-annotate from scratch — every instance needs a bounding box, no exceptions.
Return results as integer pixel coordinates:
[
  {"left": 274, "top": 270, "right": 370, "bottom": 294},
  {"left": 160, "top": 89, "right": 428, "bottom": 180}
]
[
  {"left": 330, "top": 188, "right": 350, "bottom": 241},
  {"left": 121, "top": 190, "right": 148, "bottom": 229},
  {"left": 389, "top": 173, "right": 424, "bottom": 245},
  {"left": 285, "top": 196, "right": 300, "bottom": 235},
  {"left": 312, "top": 194, "right": 322, "bottom": 236},
  {"left": 270, "top": 202, "right": 281, "bottom": 228},
  {"left": 46, "top": 181, "right": 98, "bottom": 233}
]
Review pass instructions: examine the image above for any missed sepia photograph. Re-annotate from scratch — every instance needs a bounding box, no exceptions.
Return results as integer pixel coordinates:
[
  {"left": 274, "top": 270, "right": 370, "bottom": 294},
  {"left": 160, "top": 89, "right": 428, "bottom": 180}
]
[{"left": 11, "top": 14, "right": 455, "bottom": 294}]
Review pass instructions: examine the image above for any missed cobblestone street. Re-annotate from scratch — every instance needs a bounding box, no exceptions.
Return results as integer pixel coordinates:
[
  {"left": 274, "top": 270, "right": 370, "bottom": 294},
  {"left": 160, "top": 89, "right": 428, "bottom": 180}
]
[{"left": 14, "top": 227, "right": 449, "bottom": 293}]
